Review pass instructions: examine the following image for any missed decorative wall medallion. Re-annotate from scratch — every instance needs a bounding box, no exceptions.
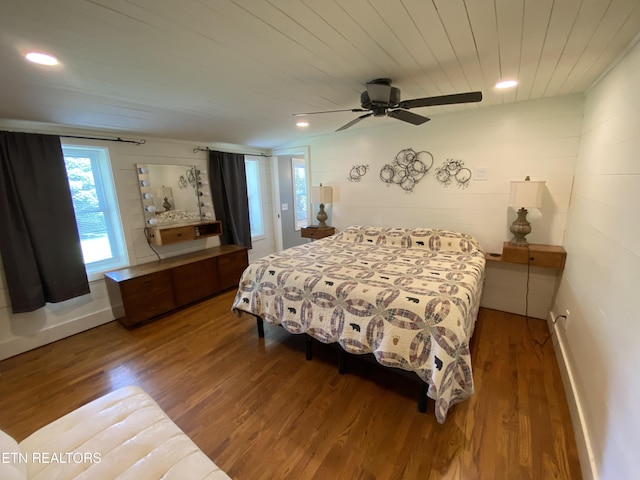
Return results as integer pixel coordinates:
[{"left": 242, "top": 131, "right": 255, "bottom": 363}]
[
  {"left": 348, "top": 164, "right": 369, "bottom": 182},
  {"left": 433, "top": 159, "right": 472, "bottom": 188},
  {"left": 380, "top": 148, "right": 434, "bottom": 192}
]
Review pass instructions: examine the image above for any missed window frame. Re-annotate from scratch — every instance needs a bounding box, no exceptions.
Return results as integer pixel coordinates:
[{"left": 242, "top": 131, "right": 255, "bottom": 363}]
[
  {"left": 245, "top": 156, "right": 265, "bottom": 240},
  {"left": 62, "top": 144, "right": 128, "bottom": 279},
  {"left": 291, "top": 157, "right": 309, "bottom": 231}
]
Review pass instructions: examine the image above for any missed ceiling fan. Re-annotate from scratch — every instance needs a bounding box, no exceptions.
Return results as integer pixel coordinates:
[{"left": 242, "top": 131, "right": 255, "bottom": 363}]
[{"left": 293, "top": 78, "right": 483, "bottom": 131}]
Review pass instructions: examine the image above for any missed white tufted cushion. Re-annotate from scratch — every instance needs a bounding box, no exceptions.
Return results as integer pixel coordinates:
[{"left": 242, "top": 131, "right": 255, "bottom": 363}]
[
  {"left": 0, "top": 430, "right": 28, "bottom": 480},
  {"left": 18, "top": 386, "right": 230, "bottom": 480}
]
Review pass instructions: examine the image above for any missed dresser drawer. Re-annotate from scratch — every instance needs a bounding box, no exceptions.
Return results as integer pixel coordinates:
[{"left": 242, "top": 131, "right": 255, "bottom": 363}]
[
  {"left": 119, "top": 271, "right": 175, "bottom": 326},
  {"left": 153, "top": 225, "right": 196, "bottom": 245},
  {"left": 172, "top": 257, "right": 219, "bottom": 306},
  {"left": 146, "top": 221, "right": 222, "bottom": 246},
  {"left": 218, "top": 249, "right": 249, "bottom": 290},
  {"left": 218, "top": 249, "right": 248, "bottom": 275}
]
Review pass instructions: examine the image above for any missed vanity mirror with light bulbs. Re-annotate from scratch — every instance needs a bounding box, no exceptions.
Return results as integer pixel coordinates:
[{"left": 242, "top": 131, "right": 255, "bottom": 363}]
[{"left": 136, "top": 163, "right": 222, "bottom": 245}]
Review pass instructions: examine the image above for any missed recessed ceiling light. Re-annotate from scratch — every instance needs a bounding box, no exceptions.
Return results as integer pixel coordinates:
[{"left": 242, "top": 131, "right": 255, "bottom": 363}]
[
  {"left": 296, "top": 121, "right": 309, "bottom": 127},
  {"left": 495, "top": 80, "right": 518, "bottom": 89},
  {"left": 25, "top": 52, "right": 59, "bottom": 66}
]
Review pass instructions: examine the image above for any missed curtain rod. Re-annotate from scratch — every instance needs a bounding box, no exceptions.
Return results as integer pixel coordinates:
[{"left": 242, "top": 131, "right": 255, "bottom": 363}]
[
  {"left": 193, "top": 146, "right": 271, "bottom": 157},
  {"left": 62, "top": 135, "right": 146, "bottom": 145}
]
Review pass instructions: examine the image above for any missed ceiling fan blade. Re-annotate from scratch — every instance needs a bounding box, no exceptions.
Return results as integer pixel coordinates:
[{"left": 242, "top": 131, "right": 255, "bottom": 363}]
[
  {"left": 388, "top": 109, "right": 431, "bottom": 125},
  {"left": 398, "top": 91, "right": 483, "bottom": 109},
  {"left": 336, "top": 113, "right": 372, "bottom": 132},
  {"left": 293, "top": 108, "right": 368, "bottom": 116}
]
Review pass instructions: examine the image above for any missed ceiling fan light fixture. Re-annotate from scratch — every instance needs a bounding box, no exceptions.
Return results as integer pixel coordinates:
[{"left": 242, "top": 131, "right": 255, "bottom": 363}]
[
  {"left": 25, "top": 52, "right": 59, "bottom": 66},
  {"left": 495, "top": 79, "right": 518, "bottom": 89}
]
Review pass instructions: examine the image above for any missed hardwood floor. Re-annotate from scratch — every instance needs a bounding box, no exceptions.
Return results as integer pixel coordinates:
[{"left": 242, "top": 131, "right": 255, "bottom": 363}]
[{"left": 0, "top": 290, "right": 582, "bottom": 479}]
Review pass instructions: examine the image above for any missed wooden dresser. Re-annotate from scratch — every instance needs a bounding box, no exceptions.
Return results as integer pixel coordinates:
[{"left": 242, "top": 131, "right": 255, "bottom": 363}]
[{"left": 104, "top": 245, "right": 248, "bottom": 327}]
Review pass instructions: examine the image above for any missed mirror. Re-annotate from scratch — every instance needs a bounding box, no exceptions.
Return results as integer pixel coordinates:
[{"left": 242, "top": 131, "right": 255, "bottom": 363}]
[{"left": 137, "top": 164, "right": 214, "bottom": 226}]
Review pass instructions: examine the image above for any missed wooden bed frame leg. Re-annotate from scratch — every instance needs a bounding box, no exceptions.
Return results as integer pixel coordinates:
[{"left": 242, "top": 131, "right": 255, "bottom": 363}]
[
  {"left": 338, "top": 349, "right": 347, "bottom": 375},
  {"left": 305, "top": 336, "right": 313, "bottom": 360},
  {"left": 256, "top": 317, "right": 264, "bottom": 338},
  {"left": 417, "top": 380, "right": 428, "bottom": 413}
]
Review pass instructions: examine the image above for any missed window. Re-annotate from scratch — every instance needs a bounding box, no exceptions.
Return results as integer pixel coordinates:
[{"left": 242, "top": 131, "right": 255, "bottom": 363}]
[
  {"left": 245, "top": 157, "right": 264, "bottom": 238},
  {"left": 62, "top": 145, "right": 128, "bottom": 277},
  {"left": 291, "top": 158, "right": 308, "bottom": 230}
]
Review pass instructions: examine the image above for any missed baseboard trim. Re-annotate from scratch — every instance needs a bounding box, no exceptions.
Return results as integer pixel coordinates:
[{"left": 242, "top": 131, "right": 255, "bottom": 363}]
[
  {"left": 0, "top": 308, "right": 114, "bottom": 361},
  {"left": 548, "top": 311, "right": 598, "bottom": 480}
]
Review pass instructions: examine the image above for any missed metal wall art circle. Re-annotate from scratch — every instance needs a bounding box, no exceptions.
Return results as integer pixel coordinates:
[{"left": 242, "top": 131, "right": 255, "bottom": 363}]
[
  {"left": 380, "top": 148, "right": 434, "bottom": 192},
  {"left": 433, "top": 159, "right": 472, "bottom": 188},
  {"left": 348, "top": 164, "right": 369, "bottom": 182}
]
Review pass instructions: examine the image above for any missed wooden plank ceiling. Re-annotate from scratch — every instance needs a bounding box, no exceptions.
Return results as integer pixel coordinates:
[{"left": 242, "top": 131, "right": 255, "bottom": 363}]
[{"left": 0, "top": 0, "right": 638, "bottom": 148}]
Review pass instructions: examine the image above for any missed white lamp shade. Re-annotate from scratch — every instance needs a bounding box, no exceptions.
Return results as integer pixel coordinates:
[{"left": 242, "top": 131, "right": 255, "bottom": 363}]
[
  {"left": 312, "top": 185, "right": 333, "bottom": 204},
  {"left": 509, "top": 180, "right": 544, "bottom": 209}
]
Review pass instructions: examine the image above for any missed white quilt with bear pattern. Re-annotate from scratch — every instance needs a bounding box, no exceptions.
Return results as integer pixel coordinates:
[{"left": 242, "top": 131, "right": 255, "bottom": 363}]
[{"left": 232, "top": 225, "right": 486, "bottom": 423}]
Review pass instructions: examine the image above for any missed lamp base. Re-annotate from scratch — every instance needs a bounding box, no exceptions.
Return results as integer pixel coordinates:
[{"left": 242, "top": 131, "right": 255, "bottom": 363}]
[
  {"left": 509, "top": 207, "right": 532, "bottom": 246},
  {"left": 316, "top": 203, "right": 328, "bottom": 227}
]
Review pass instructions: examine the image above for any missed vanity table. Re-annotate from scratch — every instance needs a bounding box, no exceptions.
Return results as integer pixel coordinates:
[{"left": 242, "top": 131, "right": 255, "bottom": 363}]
[{"left": 104, "top": 163, "right": 249, "bottom": 328}]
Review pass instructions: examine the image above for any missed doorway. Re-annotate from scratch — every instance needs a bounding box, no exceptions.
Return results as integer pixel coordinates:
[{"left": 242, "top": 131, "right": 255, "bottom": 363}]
[{"left": 271, "top": 147, "right": 311, "bottom": 251}]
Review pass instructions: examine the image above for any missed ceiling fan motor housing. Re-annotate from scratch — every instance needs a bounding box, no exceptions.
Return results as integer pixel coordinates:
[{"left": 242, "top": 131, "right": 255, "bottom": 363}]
[{"left": 360, "top": 86, "right": 401, "bottom": 115}]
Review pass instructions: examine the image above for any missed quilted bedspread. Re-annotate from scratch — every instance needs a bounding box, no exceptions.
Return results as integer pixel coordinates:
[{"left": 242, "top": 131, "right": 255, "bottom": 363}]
[{"left": 232, "top": 225, "right": 486, "bottom": 423}]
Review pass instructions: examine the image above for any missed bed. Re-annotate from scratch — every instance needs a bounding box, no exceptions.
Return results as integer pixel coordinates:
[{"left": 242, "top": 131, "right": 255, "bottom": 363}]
[{"left": 231, "top": 225, "right": 486, "bottom": 423}]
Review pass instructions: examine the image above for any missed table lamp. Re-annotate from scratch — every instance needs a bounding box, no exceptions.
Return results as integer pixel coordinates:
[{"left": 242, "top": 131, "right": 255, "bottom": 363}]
[
  {"left": 508, "top": 176, "right": 545, "bottom": 246},
  {"left": 312, "top": 184, "right": 333, "bottom": 227}
]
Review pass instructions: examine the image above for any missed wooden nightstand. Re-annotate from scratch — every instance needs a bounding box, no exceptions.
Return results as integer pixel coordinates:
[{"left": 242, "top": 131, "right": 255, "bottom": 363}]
[
  {"left": 485, "top": 242, "right": 567, "bottom": 269},
  {"left": 481, "top": 242, "right": 567, "bottom": 319},
  {"left": 501, "top": 242, "right": 567, "bottom": 269},
  {"left": 301, "top": 226, "right": 336, "bottom": 240}
]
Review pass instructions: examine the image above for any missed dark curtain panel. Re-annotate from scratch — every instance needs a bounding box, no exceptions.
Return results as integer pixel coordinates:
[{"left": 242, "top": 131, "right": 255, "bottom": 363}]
[
  {"left": 208, "top": 150, "right": 252, "bottom": 249},
  {"left": 0, "top": 131, "right": 90, "bottom": 313}
]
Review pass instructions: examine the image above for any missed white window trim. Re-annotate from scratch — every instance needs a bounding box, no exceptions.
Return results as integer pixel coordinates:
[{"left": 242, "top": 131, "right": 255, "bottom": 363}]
[
  {"left": 291, "top": 157, "right": 309, "bottom": 231},
  {"left": 63, "top": 145, "right": 129, "bottom": 280},
  {"left": 245, "top": 157, "right": 265, "bottom": 240}
]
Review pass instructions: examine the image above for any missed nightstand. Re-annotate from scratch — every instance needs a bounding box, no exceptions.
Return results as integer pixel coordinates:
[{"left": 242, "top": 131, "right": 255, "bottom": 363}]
[
  {"left": 301, "top": 226, "right": 336, "bottom": 240},
  {"left": 481, "top": 242, "right": 567, "bottom": 319},
  {"left": 489, "top": 242, "right": 567, "bottom": 269}
]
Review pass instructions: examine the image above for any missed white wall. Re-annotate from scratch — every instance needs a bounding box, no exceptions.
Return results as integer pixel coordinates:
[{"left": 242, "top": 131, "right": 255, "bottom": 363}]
[
  {"left": 0, "top": 124, "right": 274, "bottom": 360},
  {"left": 551, "top": 38, "right": 640, "bottom": 480},
  {"left": 280, "top": 95, "right": 584, "bottom": 318}
]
